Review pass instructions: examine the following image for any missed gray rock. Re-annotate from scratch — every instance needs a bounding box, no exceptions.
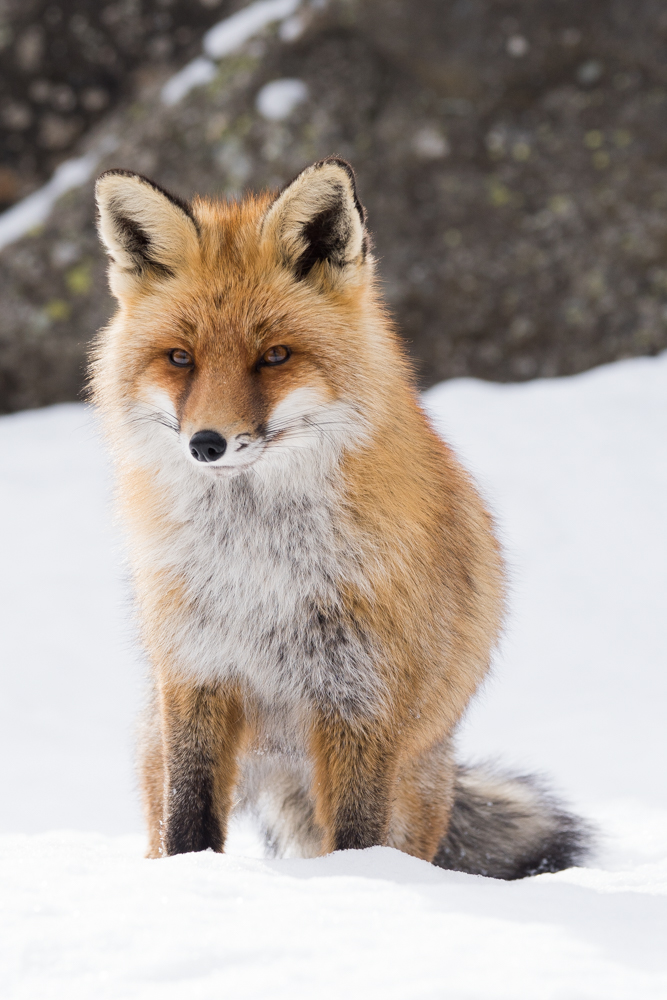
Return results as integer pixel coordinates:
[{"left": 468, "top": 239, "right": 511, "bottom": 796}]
[
  {"left": 1, "top": 0, "right": 667, "bottom": 412},
  {"left": 0, "top": 0, "right": 238, "bottom": 207}
]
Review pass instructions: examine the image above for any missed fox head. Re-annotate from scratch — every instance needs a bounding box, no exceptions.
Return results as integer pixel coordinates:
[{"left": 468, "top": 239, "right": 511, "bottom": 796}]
[{"left": 93, "top": 158, "right": 409, "bottom": 483}]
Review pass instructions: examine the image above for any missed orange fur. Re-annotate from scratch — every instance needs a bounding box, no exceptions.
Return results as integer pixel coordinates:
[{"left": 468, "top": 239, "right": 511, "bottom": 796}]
[{"left": 91, "top": 160, "right": 505, "bottom": 862}]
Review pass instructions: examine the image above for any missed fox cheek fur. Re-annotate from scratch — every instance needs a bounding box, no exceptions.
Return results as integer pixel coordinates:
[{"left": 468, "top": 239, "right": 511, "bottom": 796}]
[{"left": 91, "top": 158, "right": 593, "bottom": 874}]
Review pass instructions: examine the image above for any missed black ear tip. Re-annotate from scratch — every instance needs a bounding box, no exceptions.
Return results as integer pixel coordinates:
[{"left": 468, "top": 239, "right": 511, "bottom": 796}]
[
  {"left": 94, "top": 169, "right": 197, "bottom": 229},
  {"left": 97, "top": 168, "right": 141, "bottom": 179},
  {"left": 95, "top": 168, "right": 142, "bottom": 191},
  {"left": 316, "top": 155, "right": 354, "bottom": 172},
  {"left": 314, "top": 156, "right": 365, "bottom": 224}
]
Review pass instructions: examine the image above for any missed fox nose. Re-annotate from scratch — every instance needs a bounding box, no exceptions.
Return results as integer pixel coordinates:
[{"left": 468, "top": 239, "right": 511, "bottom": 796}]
[{"left": 189, "top": 430, "right": 227, "bottom": 463}]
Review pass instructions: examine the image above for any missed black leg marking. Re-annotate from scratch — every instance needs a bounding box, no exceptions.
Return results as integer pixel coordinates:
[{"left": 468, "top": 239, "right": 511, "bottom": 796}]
[{"left": 163, "top": 756, "right": 223, "bottom": 856}]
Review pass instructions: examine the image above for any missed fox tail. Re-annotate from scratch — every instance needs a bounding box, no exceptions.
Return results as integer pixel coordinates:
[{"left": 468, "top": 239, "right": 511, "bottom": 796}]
[{"left": 434, "top": 764, "right": 594, "bottom": 880}]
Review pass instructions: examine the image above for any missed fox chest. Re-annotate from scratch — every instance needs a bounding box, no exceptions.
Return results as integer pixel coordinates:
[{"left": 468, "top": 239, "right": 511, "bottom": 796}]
[{"left": 142, "top": 481, "right": 382, "bottom": 715}]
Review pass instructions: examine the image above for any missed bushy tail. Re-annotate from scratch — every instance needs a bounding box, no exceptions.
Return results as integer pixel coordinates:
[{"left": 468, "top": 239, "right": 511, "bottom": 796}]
[{"left": 433, "top": 765, "right": 594, "bottom": 880}]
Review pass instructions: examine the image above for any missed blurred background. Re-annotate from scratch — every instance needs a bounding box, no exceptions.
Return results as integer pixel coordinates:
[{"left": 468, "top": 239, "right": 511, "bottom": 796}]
[{"left": 1, "top": 0, "right": 667, "bottom": 411}]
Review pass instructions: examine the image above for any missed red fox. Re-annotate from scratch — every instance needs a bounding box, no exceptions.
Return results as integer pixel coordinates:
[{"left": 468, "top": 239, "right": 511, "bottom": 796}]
[{"left": 92, "top": 157, "right": 591, "bottom": 876}]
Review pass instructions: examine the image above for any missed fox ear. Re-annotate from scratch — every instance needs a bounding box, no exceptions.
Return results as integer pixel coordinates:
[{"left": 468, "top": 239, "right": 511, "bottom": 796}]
[
  {"left": 261, "top": 158, "right": 367, "bottom": 281},
  {"left": 95, "top": 170, "right": 199, "bottom": 295}
]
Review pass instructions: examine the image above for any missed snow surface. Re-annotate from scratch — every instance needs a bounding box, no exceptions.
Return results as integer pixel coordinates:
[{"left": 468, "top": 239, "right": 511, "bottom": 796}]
[
  {"left": 1, "top": 354, "right": 666, "bottom": 997},
  {"left": 256, "top": 78, "right": 309, "bottom": 120}
]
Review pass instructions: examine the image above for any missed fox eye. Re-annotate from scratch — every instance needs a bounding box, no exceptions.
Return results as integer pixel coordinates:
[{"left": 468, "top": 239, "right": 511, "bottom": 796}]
[
  {"left": 169, "top": 349, "right": 193, "bottom": 367},
  {"left": 259, "top": 345, "right": 291, "bottom": 367}
]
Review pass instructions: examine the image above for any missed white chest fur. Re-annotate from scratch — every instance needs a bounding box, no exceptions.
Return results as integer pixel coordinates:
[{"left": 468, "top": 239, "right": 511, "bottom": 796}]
[{"left": 133, "top": 464, "right": 384, "bottom": 719}]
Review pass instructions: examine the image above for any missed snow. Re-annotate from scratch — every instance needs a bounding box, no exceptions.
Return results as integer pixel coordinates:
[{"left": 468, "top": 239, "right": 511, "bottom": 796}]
[
  {"left": 3, "top": 836, "right": 666, "bottom": 1000},
  {"left": 279, "top": 14, "right": 307, "bottom": 42},
  {"left": 0, "top": 151, "right": 101, "bottom": 252},
  {"left": 162, "top": 0, "right": 301, "bottom": 105},
  {"left": 161, "top": 57, "right": 218, "bottom": 107},
  {"left": 1, "top": 353, "right": 666, "bottom": 997},
  {"left": 423, "top": 356, "right": 667, "bottom": 810},
  {"left": 203, "top": 0, "right": 300, "bottom": 59},
  {"left": 256, "top": 78, "right": 309, "bottom": 120}
]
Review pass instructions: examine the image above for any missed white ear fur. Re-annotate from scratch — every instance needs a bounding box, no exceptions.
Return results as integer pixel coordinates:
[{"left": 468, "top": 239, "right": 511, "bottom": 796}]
[
  {"left": 261, "top": 158, "right": 367, "bottom": 280},
  {"left": 95, "top": 170, "right": 199, "bottom": 294}
]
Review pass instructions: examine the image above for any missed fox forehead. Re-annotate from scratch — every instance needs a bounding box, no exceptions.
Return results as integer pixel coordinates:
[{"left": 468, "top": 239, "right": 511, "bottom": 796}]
[
  {"left": 122, "top": 200, "right": 352, "bottom": 361},
  {"left": 127, "top": 279, "right": 350, "bottom": 394},
  {"left": 192, "top": 190, "right": 273, "bottom": 268},
  {"left": 126, "top": 202, "right": 279, "bottom": 337}
]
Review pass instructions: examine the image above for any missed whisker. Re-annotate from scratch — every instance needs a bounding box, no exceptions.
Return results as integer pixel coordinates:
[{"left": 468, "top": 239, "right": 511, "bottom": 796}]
[
  {"left": 266, "top": 416, "right": 353, "bottom": 438},
  {"left": 265, "top": 403, "right": 355, "bottom": 435},
  {"left": 125, "top": 403, "right": 180, "bottom": 435},
  {"left": 266, "top": 425, "right": 342, "bottom": 450}
]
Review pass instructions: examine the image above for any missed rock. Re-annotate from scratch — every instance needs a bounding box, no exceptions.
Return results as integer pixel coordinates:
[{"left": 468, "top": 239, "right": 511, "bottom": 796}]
[
  {"left": 1, "top": 0, "right": 667, "bottom": 412},
  {"left": 0, "top": 0, "right": 238, "bottom": 208}
]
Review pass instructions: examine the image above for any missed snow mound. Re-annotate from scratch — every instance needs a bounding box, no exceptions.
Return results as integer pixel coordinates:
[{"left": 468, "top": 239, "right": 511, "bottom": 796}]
[{"left": 1, "top": 830, "right": 666, "bottom": 1000}]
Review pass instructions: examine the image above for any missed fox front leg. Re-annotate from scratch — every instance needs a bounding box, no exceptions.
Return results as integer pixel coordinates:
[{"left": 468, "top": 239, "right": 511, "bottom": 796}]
[
  {"left": 158, "top": 682, "right": 244, "bottom": 856},
  {"left": 310, "top": 715, "right": 399, "bottom": 852}
]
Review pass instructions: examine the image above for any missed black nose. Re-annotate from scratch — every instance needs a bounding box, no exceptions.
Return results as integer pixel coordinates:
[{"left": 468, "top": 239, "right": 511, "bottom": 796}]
[{"left": 189, "top": 430, "right": 227, "bottom": 463}]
